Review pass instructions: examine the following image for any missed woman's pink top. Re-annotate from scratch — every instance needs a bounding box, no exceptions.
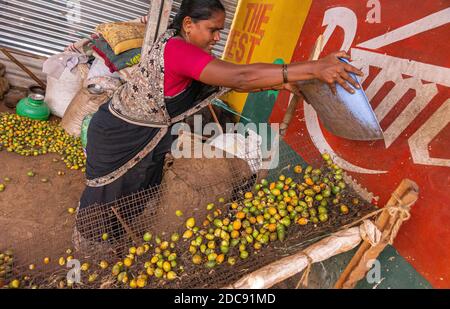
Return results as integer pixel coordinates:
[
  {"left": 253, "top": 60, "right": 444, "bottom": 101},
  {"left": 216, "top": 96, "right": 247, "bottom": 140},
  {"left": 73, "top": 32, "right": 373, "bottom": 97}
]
[{"left": 164, "top": 37, "right": 215, "bottom": 97}]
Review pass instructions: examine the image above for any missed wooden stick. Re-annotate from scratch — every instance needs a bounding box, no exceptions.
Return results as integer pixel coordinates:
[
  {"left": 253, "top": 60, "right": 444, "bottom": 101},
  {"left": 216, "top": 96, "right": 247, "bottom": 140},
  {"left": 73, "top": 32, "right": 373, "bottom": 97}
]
[
  {"left": 208, "top": 103, "right": 224, "bottom": 134},
  {"left": 111, "top": 207, "right": 141, "bottom": 245},
  {"left": 334, "top": 179, "right": 418, "bottom": 289},
  {"left": 0, "top": 48, "right": 46, "bottom": 89},
  {"left": 279, "top": 35, "right": 323, "bottom": 138}
]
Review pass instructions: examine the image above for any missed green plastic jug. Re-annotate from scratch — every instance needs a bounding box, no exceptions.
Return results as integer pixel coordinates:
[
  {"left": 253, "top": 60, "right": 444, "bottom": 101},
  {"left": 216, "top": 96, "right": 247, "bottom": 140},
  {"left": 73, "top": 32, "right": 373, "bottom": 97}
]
[{"left": 16, "top": 93, "right": 50, "bottom": 121}]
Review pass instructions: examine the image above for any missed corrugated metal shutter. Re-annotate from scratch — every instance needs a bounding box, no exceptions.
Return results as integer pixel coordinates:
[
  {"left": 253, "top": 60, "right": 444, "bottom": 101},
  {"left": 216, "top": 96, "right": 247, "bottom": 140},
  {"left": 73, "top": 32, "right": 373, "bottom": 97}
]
[
  {"left": 0, "top": 0, "right": 238, "bottom": 87},
  {"left": 0, "top": 0, "right": 151, "bottom": 57},
  {"left": 169, "top": 0, "right": 238, "bottom": 58}
]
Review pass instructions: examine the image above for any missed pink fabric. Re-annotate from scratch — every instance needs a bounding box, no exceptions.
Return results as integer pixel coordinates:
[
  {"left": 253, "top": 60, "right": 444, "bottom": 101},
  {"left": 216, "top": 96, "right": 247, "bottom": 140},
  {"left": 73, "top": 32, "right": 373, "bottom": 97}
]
[{"left": 164, "top": 37, "right": 214, "bottom": 97}]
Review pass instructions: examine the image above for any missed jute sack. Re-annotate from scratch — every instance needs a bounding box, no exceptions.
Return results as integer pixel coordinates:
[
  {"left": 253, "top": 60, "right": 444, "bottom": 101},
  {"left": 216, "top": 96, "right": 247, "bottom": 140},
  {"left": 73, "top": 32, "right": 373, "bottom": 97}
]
[{"left": 60, "top": 87, "right": 109, "bottom": 136}]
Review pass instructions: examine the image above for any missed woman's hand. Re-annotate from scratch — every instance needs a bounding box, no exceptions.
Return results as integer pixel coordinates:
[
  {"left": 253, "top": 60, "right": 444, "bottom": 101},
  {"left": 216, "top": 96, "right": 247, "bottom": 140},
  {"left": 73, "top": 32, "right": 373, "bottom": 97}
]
[{"left": 312, "top": 51, "right": 363, "bottom": 95}]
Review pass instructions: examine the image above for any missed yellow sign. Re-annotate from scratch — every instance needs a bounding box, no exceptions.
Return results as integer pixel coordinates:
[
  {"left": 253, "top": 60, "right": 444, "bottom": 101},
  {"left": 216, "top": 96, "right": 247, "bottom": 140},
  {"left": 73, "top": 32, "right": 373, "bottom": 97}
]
[{"left": 222, "top": 0, "right": 313, "bottom": 113}]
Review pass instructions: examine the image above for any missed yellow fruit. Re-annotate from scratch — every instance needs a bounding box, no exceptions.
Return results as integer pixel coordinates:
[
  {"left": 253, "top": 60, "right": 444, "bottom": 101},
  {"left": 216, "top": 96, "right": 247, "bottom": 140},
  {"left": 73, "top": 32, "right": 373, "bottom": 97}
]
[
  {"left": 150, "top": 256, "right": 159, "bottom": 264},
  {"left": 124, "top": 257, "right": 133, "bottom": 267},
  {"left": 160, "top": 241, "right": 169, "bottom": 250},
  {"left": 268, "top": 207, "right": 277, "bottom": 216},
  {"left": 231, "top": 202, "right": 239, "bottom": 209},
  {"left": 146, "top": 267, "right": 155, "bottom": 276},
  {"left": 175, "top": 210, "right": 183, "bottom": 217},
  {"left": 192, "top": 255, "right": 202, "bottom": 265},
  {"left": 244, "top": 192, "right": 253, "bottom": 199},
  {"left": 129, "top": 247, "right": 137, "bottom": 255},
  {"left": 9, "top": 279, "right": 20, "bottom": 289},
  {"left": 186, "top": 217, "right": 196, "bottom": 229},
  {"left": 81, "top": 263, "right": 90, "bottom": 271},
  {"left": 294, "top": 165, "right": 303, "bottom": 174},
  {"left": 298, "top": 218, "right": 308, "bottom": 225},
  {"left": 216, "top": 254, "right": 225, "bottom": 264},
  {"left": 88, "top": 273, "right": 98, "bottom": 283},
  {"left": 232, "top": 220, "right": 242, "bottom": 230},
  {"left": 67, "top": 207, "right": 75, "bottom": 214},
  {"left": 340, "top": 204, "right": 349, "bottom": 214},
  {"left": 136, "top": 246, "right": 145, "bottom": 256},
  {"left": 129, "top": 279, "right": 137, "bottom": 289},
  {"left": 231, "top": 230, "right": 240, "bottom": 239},
  {"left": 256, "top": 215, "right": 264, "bottom": 224},
  {"left": 101, "top": 233, "right": 108, "bottom": 241},
  {"left": 267, "top": 223, "right": 277, "bottom": 232},
  {"left": 42, "top": 257, "right": 50, "bottom": 264},
  {"left": 305, "top": 178, "right": 314, "bottom": 186},
  {"left": 236, "top": 212, "right": 245, "bottom": 220},
  {"left": 99, "top": 260, "right": 109, "bottom": 269},
  {"left": 162, "top": 261, "right": 172, "bottom": 272},
  {"left": 167, "top": 271, "right": 177, "bottom": 280},
  {"left": 183, "top": 230, "right": 194, "bottom": 239},
  {"left": 228, "top": 257, "right": 236, "bottom": 265},
  {"left": 29, "top": 264, "right": 36, "bottom": 270},
  {"left": 136, "top": 277, "right": 147, "bottom": 288},
  {"left": 58, "top": 257, "right": 66, "bottom": 266}
]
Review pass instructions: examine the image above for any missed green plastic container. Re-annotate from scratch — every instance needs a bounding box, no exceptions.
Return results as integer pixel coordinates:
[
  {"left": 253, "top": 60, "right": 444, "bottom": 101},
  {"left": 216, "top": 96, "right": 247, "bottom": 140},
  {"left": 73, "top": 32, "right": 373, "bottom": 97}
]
[{"left": 16, "top": 93, "right": 50, "bottom": 121}]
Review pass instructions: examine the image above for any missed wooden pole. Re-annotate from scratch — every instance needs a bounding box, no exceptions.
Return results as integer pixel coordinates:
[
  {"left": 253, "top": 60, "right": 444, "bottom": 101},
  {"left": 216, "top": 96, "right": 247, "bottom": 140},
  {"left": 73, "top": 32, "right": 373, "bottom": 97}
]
[
  {"left": 0, "top": 48, "right": 46, "bottom": 89},
  {"left": 334, "top": 178, "right": 418, "bottom": 288},
  {"left": 111, "top": 207, "right": 141, "bottom": 245}
]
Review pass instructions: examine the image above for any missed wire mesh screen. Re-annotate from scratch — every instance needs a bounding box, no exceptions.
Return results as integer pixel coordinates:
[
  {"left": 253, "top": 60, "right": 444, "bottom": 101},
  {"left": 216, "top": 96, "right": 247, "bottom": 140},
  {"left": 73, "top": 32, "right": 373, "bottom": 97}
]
[{"left": 1, "top": 130, "right": 376, "bottom": 289}]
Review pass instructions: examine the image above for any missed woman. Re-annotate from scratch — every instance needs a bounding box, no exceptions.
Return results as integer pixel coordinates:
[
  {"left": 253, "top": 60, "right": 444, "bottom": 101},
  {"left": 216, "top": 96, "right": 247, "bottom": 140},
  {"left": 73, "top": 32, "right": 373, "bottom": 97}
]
[{"left": 75, "top": 0, "right": 362, "bottom": 243}]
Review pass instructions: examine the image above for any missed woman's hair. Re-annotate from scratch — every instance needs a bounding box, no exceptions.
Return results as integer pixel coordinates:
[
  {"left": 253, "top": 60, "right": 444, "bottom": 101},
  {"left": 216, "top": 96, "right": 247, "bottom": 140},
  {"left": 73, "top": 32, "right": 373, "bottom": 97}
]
[{"left": 169, "top": 0, "right": 225, "bottom": 32}]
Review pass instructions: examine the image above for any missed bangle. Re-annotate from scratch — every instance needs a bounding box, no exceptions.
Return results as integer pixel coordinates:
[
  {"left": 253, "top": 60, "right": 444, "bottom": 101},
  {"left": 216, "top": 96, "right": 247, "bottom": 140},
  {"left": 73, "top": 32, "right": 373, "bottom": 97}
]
[{"left": 282, "top": 64, "right": 289, "bottom": 83}]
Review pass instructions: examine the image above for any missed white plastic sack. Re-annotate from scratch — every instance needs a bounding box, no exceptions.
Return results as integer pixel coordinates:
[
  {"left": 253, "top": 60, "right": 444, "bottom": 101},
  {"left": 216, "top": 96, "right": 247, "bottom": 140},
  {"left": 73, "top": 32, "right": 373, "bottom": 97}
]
[
  {"left": 45, "top": 66, "right": 84, "bottom": 118},
  {"left": 208, "top": 129, "right": 262, "bottom": 174}
]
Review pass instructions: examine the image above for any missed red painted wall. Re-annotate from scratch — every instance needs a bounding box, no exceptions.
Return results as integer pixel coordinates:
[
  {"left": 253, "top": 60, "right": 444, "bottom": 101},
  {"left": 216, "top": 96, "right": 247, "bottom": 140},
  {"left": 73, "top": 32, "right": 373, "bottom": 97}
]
[{"left": 269, "top": 1, "right": 450, "bottom": 287}]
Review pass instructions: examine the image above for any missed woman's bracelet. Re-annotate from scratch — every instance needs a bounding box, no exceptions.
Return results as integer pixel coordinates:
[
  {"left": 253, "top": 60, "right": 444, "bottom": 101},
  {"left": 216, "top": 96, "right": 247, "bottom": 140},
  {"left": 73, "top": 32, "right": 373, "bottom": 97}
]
[{"left": 282, "top": 64, "right": 289, "bottom": 83}]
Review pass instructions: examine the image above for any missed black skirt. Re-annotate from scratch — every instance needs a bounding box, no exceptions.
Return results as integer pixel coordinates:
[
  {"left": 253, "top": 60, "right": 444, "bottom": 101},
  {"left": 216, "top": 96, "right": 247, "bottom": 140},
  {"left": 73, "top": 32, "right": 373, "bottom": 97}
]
[{"left": 76, "top": 81, "right": 218, "bottom": 241}]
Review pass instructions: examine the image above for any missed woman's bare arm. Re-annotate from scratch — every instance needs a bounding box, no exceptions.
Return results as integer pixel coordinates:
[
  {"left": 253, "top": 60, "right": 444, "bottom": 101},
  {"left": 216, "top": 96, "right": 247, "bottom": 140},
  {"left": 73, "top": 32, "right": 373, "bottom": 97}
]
[{"left": 199, "top": 51, "right": 363, "bottom": 94}]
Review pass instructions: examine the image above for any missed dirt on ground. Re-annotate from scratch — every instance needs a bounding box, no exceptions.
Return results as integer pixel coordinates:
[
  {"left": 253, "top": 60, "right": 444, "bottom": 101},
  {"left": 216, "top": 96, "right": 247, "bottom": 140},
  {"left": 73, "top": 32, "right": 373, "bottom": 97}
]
[{"left": 0, "top": 104, "right": 86, "bottom": 267}]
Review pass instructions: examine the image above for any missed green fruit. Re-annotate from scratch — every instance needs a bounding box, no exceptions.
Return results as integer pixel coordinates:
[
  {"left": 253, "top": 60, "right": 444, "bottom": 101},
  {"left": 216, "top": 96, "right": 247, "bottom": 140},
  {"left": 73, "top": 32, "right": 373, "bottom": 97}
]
[
  {"left": 143, "top": 232, "right": 152, "bottom": 242},
  {"left": 319, "top": 213, "right": 329, "bottom": 222},
  {"left": 239, "top": 251, "right": 249, "bottom": 259}
]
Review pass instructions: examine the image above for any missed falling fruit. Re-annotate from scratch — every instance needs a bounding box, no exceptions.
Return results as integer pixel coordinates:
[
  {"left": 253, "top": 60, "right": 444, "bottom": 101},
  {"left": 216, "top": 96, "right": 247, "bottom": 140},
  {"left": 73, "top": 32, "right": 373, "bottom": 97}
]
[
  {"left": 43, "top": 257, "right": 50, "bottom": 264},
  {"left": 27, "top": 171, "right": 35, "bottom": 177},
  {"left": 0, "top": 184, "right": 5, "bottom": 192},
  {"left": 67, "top": 207, "right": 76, "bottom": 214}
]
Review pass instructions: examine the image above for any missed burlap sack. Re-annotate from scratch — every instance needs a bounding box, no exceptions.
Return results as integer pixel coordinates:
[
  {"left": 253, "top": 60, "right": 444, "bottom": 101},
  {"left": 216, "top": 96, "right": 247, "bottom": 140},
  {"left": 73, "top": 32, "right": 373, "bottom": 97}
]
[{"left": 60, "top": 87, "right": 109, "bottom": 136}]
